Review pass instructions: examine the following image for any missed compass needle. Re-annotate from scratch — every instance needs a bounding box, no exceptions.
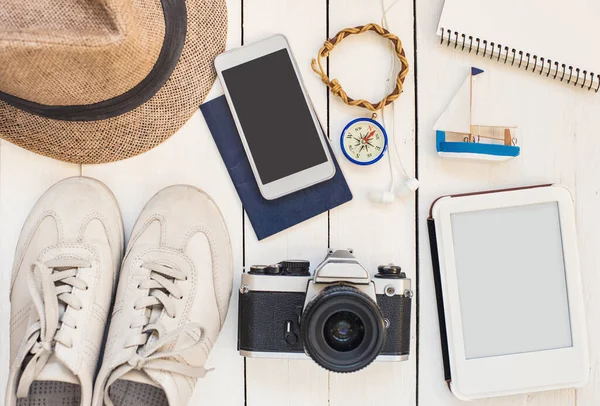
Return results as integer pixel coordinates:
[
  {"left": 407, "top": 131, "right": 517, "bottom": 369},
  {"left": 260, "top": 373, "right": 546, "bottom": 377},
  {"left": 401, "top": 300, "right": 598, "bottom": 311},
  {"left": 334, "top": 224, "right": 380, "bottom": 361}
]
[{"left": 341, "top": 118, "right": 387, "bottom": 165}]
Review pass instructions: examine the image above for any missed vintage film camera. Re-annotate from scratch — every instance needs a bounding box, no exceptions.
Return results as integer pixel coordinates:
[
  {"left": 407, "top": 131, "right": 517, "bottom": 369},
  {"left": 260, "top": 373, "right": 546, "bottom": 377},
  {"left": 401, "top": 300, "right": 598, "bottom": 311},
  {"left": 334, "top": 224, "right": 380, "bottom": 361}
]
[{"left": 238, "top": 249, "right": 413, "bottom": 373}]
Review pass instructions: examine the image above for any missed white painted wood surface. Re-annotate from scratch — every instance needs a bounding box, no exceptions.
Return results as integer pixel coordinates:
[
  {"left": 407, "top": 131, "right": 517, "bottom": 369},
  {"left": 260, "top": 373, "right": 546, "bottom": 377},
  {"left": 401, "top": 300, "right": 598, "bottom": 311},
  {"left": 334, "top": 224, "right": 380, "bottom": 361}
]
[
  {"left": 417, "top": 0, "right": 600, "bottom": 405},
  {"left": 1, "top": 0, "right": 599, "bottom": 405}
]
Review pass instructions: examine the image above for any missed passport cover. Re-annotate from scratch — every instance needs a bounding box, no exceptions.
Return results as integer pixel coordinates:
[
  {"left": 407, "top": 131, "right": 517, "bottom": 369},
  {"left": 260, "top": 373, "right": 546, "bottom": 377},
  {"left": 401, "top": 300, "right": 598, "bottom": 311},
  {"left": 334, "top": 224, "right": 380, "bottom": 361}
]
[{"left": 200, "top": 95, "right": 352, "bottom": 240}]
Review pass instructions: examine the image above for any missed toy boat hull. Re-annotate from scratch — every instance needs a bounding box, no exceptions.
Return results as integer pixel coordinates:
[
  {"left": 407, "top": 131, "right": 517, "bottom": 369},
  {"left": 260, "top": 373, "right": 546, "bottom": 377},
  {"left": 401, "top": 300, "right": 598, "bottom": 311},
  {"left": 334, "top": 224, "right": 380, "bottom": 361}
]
[
  {"left": 436, "top": 130, "right": 520, "bottom": 161},
  {"left": 437, "top": 151, "right": 518, "bottom": 161}
]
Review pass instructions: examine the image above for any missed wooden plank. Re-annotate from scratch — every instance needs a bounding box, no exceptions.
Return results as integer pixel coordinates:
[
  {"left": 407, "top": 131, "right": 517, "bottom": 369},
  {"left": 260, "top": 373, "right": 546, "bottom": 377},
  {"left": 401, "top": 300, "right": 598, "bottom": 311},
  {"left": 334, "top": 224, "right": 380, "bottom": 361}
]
[
  {"left": 569, "top": 93, "right": 600, "bottom": 406},
  {"left": 242, "top": 1, "right": 330, "bottom": 405},
  {"left": 327, "top": 1, "right": 417, "bottom": 405},
  {"left": 80, "top": 1, "right": 244, "bottom": 404},
  {"left": 416, "top": 0, "right": 600, "bottom": 404},
  {"left": 0, "top": 142, "right": 80, "bottom": 397}
]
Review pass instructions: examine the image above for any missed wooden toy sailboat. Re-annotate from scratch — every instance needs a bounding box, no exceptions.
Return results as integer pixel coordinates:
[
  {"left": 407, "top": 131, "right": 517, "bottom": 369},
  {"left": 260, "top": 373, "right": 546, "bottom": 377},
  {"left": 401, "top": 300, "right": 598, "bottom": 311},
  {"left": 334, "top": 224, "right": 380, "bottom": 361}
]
[{"left": 434, "top": 67, "right": 520, "bottom": 161}]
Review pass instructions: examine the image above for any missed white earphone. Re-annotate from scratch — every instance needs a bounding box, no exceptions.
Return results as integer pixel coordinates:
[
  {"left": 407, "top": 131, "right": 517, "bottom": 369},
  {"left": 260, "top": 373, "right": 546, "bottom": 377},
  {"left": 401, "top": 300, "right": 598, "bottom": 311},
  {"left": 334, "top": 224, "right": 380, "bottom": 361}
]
[
  {"left": 369, "top": 0, "right": 419, "bottom": 205},
  {"left": 368, "top": 177, "right": 420, "bottom": 204}
]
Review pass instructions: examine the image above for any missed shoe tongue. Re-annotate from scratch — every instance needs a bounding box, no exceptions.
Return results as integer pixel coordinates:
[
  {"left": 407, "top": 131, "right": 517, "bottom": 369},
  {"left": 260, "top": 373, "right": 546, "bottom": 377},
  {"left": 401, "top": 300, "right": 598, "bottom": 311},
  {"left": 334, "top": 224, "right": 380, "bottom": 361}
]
[
  {"left": 32, "top": 298, "right": 79, "bottom": 384},
  {"left": 118, "top": 319, "right": 164, "bottom": 388},
  {"left": 119, "top": 370, "right": 161, "bottom": 387},
  {"left": 148, "top": 306, "right": 163, "bottom": 325},
  {"left": 34, "top": 354, "right": 79, "bottom": 385}
]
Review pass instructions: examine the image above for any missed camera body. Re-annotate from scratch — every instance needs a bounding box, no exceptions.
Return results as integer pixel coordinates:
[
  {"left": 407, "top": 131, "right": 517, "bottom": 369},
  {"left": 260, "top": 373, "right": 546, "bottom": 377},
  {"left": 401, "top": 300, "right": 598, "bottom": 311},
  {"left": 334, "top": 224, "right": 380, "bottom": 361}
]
[{"left": 238, "top": 249, "right": 412, "bottom": 372}]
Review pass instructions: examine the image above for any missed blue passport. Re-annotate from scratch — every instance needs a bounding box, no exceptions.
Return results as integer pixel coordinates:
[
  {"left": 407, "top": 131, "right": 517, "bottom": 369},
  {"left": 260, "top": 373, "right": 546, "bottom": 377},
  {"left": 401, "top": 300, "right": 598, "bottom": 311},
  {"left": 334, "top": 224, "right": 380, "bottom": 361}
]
[{"left": 200, "top": 95, "right": 353, "bottom": 240}]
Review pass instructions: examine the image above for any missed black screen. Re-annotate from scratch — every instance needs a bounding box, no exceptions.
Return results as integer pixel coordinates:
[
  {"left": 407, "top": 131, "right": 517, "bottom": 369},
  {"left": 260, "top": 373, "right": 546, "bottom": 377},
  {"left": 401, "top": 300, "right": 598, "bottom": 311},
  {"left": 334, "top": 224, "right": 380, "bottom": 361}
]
[{"left": 222, "top": 49, "right": 328, "bottom": 184}]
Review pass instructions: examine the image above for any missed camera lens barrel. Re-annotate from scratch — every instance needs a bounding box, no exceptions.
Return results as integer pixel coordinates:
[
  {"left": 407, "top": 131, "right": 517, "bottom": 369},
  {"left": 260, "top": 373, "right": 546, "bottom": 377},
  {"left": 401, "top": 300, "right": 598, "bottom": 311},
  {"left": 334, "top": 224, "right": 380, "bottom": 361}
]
[{"left": 300, "top": 284, "right": 386, "bottom": 373}]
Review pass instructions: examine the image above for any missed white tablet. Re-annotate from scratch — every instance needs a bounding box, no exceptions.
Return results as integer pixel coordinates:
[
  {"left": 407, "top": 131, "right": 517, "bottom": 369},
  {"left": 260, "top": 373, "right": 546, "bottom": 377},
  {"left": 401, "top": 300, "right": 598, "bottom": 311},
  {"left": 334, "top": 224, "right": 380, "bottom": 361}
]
[
  {"left": 214, "top": 35, "right": 336, "bottom": 200},
  {"left": 428, "top": 185, "right": 589, "bottom": 400}
]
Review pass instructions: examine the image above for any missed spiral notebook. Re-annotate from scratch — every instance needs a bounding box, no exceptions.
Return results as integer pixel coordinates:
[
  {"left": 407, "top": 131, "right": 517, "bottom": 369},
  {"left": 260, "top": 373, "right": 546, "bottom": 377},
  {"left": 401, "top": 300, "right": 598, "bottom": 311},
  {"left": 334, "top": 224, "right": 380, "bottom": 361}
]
[{"left": 437, "top": 0, "right": 600, "bottom": 92}]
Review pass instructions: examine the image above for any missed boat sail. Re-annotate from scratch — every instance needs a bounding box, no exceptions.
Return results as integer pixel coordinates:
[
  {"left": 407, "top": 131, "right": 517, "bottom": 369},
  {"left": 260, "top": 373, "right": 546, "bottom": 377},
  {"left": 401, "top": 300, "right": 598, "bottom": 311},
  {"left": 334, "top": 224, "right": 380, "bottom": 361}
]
[{"left": 434, "top": 67, "right": 520, "bottom": 161}]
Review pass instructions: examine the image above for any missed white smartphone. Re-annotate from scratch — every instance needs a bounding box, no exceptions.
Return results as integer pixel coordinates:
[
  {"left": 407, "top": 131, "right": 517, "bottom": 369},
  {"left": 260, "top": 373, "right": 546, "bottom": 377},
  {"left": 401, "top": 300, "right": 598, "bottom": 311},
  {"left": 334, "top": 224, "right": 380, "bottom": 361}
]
[{"left": 215, "top": 34, "right": 336, "bottom": 200}]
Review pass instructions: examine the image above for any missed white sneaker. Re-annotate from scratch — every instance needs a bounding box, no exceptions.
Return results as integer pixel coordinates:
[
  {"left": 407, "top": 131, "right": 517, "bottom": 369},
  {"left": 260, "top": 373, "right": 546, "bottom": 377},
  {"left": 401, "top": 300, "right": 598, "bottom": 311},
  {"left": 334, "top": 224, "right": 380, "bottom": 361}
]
[
  {"left": 93, "top": 185, "right": 233, "bottom": 406},
  {"left": 6, "top": 177, "right": 124, "bottom": 406}
]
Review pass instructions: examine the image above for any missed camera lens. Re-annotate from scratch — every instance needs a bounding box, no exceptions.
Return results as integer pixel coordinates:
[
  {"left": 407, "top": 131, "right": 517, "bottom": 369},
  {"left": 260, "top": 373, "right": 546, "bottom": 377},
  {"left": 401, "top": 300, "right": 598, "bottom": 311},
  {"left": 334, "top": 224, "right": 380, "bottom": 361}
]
[
  {"left": 300, "top": 284, "right": 385, "bottom": 373},
  {"left": 323, "top": 311, "right": 365, "bottom": 352}
]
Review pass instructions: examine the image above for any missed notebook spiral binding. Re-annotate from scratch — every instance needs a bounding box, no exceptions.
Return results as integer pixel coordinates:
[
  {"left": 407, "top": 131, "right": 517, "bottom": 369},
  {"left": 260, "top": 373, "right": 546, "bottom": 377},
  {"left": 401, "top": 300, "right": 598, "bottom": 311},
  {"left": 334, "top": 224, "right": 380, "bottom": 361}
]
[{"left": 440, "top": 27, "right": 600, "bottom": 92}]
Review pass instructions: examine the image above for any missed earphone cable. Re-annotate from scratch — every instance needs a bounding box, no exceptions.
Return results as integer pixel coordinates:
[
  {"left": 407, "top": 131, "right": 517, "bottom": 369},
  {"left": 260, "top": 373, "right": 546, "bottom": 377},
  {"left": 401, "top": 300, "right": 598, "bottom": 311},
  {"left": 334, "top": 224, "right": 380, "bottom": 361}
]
[{"left": 380, "top": 0, "right": 411, "bottom": 186}]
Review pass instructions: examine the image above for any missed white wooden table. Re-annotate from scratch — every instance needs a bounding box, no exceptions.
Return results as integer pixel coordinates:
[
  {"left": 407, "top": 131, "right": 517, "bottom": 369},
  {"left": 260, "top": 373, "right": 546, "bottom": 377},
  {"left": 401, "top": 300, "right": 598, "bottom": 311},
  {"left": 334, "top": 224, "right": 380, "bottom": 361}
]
[{"left": 2, "top": 0, "right": 599, "bottom": 405}]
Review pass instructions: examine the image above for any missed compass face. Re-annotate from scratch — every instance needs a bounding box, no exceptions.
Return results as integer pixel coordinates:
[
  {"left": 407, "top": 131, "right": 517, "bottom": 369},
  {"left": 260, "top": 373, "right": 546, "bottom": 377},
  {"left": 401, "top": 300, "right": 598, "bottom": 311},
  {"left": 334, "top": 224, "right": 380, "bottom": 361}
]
[{"left": 340, "top": 118, "right": 388, "bottom": 165}]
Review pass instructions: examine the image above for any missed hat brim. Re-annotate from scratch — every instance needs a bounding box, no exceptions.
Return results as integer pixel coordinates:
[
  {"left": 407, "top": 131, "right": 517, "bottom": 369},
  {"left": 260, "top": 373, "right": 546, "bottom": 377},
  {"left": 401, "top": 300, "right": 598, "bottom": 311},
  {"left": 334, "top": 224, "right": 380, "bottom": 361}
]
[{"left": 0, "top": 0, "right": 227, "bottom": 164}]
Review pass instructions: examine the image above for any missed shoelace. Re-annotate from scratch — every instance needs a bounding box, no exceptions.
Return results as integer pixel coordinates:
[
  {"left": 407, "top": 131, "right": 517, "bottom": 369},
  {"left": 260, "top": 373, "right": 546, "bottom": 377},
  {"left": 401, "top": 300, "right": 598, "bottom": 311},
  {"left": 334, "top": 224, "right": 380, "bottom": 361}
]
[
  {"left": 103, "top": 262, "right": 207, "bottom": 406},
  {"left": 16, "top": 258, "right": 90, "bottom": 398}
]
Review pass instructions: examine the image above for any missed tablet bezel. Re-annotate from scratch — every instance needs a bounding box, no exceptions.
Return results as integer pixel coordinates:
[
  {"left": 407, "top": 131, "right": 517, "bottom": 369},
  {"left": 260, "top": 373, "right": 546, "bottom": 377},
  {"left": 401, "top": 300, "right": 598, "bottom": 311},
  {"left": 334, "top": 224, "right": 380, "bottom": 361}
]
[{"left": 432, "top": 185, "right": 589, "bottom": 400}]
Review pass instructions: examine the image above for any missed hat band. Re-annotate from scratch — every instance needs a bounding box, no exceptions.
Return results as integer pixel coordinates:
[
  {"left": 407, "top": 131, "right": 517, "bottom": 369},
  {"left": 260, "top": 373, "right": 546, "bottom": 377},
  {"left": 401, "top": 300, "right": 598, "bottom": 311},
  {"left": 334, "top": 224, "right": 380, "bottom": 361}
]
[{"left": 0, "top": 0, "right": 187, "bottom": 122}]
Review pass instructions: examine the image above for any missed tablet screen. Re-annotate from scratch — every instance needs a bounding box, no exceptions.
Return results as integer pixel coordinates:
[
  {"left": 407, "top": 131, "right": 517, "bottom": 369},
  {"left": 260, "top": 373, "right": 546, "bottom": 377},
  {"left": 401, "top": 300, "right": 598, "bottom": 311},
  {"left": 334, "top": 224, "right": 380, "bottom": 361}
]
[{"left": 451, "top": 202, "right": 573, "bottom": 359}]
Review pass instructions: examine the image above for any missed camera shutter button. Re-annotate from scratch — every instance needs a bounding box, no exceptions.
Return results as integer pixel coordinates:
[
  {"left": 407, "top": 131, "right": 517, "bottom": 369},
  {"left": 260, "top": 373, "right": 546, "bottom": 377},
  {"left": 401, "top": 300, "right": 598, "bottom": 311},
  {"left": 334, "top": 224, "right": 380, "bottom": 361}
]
[
  {"left": 265, "top": 264, "right": 282, "bottom": 275},
  {"left": 249, "top": 265, "right": 267, "bottom": 275},
  {"left": 375, "top": 264, "right": 406, "bottom": 279}
]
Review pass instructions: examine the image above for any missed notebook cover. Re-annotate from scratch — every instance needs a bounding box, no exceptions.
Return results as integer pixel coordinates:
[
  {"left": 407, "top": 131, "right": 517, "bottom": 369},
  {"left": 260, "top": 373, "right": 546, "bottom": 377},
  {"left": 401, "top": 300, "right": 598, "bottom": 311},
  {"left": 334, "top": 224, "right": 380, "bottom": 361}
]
[
  {"left": 200, "top": 95, "right": 353, "bottom": 240},
  {"left": 437, "top": 0, "right": 600, "bottom": 91}
]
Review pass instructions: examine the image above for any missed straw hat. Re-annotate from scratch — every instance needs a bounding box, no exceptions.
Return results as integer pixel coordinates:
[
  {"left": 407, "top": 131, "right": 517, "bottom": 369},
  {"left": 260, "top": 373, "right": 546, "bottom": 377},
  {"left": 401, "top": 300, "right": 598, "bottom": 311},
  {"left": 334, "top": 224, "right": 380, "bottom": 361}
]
[{"left": 0, "top": 0, "right": 227, "bottom": 163}]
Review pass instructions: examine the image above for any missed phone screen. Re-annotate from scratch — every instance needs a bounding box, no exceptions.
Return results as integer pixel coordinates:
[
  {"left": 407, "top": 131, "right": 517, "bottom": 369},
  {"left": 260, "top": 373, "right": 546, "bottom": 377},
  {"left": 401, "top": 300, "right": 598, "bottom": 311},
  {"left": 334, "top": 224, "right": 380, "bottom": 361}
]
[{"left": 222, "top": 49, "right": 328, "bottom": 184}]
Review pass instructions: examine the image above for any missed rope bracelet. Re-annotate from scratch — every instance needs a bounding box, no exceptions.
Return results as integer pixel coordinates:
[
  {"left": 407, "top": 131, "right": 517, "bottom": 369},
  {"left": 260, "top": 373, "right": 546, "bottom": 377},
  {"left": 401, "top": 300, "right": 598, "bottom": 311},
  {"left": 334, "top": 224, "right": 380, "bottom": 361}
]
[{"left": 311, "top": 23, "right": 410, "bottom": 112}]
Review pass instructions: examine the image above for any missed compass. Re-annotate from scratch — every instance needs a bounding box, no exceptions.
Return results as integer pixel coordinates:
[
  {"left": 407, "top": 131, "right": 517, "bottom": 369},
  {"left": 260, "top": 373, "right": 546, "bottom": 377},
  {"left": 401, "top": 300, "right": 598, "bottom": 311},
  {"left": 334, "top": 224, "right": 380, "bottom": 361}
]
[{"left": 340, "top": 118, "right": 388, "bottom": 165}]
